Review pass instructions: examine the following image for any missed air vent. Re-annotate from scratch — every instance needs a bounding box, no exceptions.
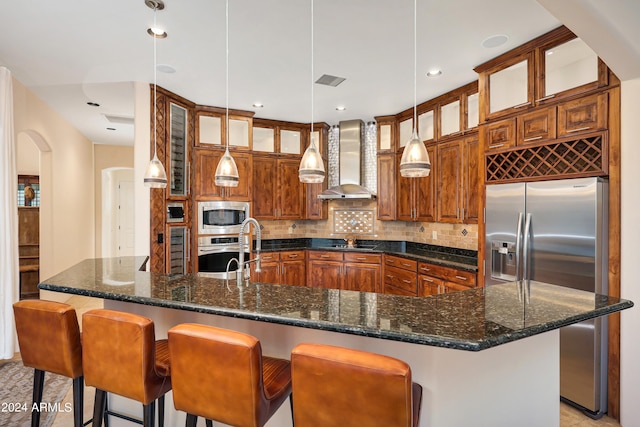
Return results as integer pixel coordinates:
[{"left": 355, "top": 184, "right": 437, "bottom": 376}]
[
  {"left": 315, "top": 74, "right": 346, "bottom": 87},
  {"left": 103, "top": 114, "right": 134, "bottom": 125}
]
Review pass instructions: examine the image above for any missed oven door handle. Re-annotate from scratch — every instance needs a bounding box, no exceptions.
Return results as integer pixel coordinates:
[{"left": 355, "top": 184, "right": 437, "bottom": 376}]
[{"left": 198, "top": 245, "right": 249, "bottom": 256}]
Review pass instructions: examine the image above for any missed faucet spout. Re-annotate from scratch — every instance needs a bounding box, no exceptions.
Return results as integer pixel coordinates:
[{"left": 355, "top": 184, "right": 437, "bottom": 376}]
[{"left": 237, "top": 217, "right": 261, "bottom": 283}]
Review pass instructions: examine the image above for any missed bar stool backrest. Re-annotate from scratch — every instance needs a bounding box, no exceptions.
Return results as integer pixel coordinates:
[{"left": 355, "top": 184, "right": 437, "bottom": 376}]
[{"left": 13, "top": 300, "right": 83, "bottom": 379}]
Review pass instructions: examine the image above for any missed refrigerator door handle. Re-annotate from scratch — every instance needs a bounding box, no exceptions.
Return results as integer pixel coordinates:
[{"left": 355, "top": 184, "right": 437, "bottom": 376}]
[
  {"left": 522, "top": 213, "right": 532, "bottom": 282},
  {"left": 515, "top": 212, "right": 524, "bottom": 281}
]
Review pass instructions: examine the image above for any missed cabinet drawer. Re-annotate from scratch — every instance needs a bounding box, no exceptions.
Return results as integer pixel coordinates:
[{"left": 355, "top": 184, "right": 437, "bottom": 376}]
[
  {"left": 444, "top": 281, "right": 473, "bottom": 293},
  {"left": 383, "top": 266, "right": 417, "bottom": 294},
  {"left": 280, "top": 250, "right": 304, "bottom": 261},
  {"left": 384, "top": 255, "right": 417, "bottom": 272},
  {"left": 384, "top": 283, "right": 417, "bottom": 297},
  {"left": 557, "top": 92, "right": 607, "bottom": 137},
  {"left": 418, "top": 262, "right": 449, "bottom": 278},
  {"left": 517, "top": 107, "right": 556, "bottom": 145},
  {"left": 308, "top": 251, "right": 343, "bottom": 261},
  {"left": 419, "top": 262, "right": 477, "bottom": 286},
  {"left": 260, "top": 252, "right": 279, "bottom": 263},
  {"left": 484, "top": 118, "right": 516, "bottom": 151},
  {"left": 344, "top": 252, "right": 382, "bottom": 264}
]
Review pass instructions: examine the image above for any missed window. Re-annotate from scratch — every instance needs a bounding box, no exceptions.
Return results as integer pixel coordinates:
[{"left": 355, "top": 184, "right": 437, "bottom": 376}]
[{"left": 18, "top": 175, "right": 40, "bottom": 207}]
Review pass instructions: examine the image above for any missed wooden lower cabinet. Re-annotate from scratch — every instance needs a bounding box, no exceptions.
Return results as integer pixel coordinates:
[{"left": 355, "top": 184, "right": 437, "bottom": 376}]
[
  {"left": 307, "top": 251, "right": 381, "bottom": 292},
  {"left": 418, "top": 261, "right": 477, "bottom": 296},
  {"left": 252, "top": 250, "right": 306, "bottom": 286},
  {"left": 383, "top": 254, "right": 418, "bottom": 296}
]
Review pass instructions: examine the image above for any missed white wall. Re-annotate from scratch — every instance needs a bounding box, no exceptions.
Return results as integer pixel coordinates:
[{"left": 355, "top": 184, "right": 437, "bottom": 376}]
[
  {"left": 620, "top": 78, "right": 640, "bottom": 426},
  {"left": 133, "top": 81, "right": 151, "bottom": 259},
  {"left": 16, "top": 133, "right": 39, "bottom": 175}
]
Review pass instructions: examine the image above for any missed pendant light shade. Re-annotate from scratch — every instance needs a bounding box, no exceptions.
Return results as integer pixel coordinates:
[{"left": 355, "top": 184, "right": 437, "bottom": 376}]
[
  {"left": 400, "top": 130, "right": 431, "bottom": 177},
  {"left": 400, "top": 0, "right": 431, "bottom": 178},
  {"left": 299, "top": 0, "right": 325, "bottom": 184},
  {"left": 143, "top": 1, "right": 167, "bottom": 188},
  {"left": 214, "top": 0, "right": 240, "bottom": 187},
  {"left": 214, "top": 147, "right": 239, "bottom": 187},
  {"left": 299, "top": 136, "right": 325, "bottom": 183},
  {"left": 144, "top": 152, "right": 168, "bottom": 187}
]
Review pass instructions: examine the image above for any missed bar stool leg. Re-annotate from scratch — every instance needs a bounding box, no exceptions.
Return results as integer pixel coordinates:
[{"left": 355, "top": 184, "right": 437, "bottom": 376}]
[
  {"left": 93, "top": 389, "right": 106, "bottom": 427},
  {"left": 142, "top": 401, "right": 155, "bottom": 427},
  {"left": 206, "top": 420, "right": 213, "bottom": 427},
  {"left": 32, "top": 369, "right": 45, "bottom": 427},
  {"left": 185, "top": 414, "right": 197, "bottom": 427},
  {"left": 158, "top": 395, "right": 165, "bottom": 427},
  {"left": 72, "top": 376, "right": 84, "bottom": 427}
]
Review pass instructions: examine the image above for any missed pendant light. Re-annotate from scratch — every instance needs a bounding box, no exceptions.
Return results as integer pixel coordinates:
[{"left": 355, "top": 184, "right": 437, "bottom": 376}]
[
  {"left": 298, "top": 0, "right": 325, "bottom": 184},
  {"left": 214, "top": 0, "right": 239, "bottom": 187},
  {"left": 400, "top": 0, "right": 431, "bottom": 178},
  {"left": 144, "top": 0, "right": 168, "bottom": 188}
]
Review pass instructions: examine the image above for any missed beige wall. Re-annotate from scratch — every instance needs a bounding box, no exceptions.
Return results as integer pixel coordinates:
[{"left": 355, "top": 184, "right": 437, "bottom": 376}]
[
  {"left": 11, "top": 78, "right": 95, "bottom": 293},
  {"left": 94, "top": 144, "right": 134, "bottom": 256},
  {"left": 16, "top": 133, "right": 40, "bottom": 175},
  {"left": 260, "top": 200, "right": 478, "bottom": 251}
]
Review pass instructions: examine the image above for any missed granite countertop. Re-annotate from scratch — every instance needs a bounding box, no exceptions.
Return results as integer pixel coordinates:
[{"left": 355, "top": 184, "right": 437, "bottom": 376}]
[
  {"left": 39, "top": 257, "right": 633, "bottom": 352},
  {"left": 258, "top": 238, "right": 479, "bottom": 272}
]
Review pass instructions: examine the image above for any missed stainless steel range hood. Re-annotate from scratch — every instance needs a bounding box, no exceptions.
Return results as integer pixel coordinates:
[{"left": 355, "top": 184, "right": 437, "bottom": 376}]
[{"left": 318, "top": 119, "right": 376, "bottom": 200}]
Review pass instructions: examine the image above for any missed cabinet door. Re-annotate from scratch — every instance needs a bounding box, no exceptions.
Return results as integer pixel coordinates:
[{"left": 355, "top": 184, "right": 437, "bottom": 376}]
[
  {"left": 463, "top": 135, "right": 480, "bottom": 224},
  {"left": 485, "top": 53, "right": 534, "bottom": 119},
  {"left": 557, "top": 93, "right": 608, "bottom": 137},
  {"left": 437, "top": 140, "right": 463, "bottom": 223},
  {"left": 415, "top": 144, "right": 437, "bottom": 222},
  {"left": 343, "top": 263, "right": 381, "bottom": 293},
  {"left": 307, "top": 260, "right": 342, "bottom": 289},
  {"left": 280, "top": 251, "right": 306, "bottom": 286},
  {"left": 194, "top": 150, "right": 224, "bottom": 200},
  {"left": 225, "top": 152, "right": 251, "bottom": 201},
  {"left": 169, "top": 103, "right": 188, "bottom": 197},
  {"left": 396, "top": 154, "right": 413, "bottom": 221},
  {"left": 377, "top": 154, "right": 396, "bottom": 220},
  {"left": 252, "top": 156, "right": 277, "bottom": 219},
  {"left": 278, "top": 158, "right": 304, "bottom": 219},
  {"left": 484, "top": 118, "right": 516, "bottom": 152},
  {"left": 517, "top": 107, "right": 557, "bottom": 146},
  {"left": 167, "top": 226, "right": 189, "bottom": 274},
  {"left": 418, "top": 275, "right": 444, "bottom": 296},
  {"left": 257, "top": 262, "right": 280, "bottom": 284}
]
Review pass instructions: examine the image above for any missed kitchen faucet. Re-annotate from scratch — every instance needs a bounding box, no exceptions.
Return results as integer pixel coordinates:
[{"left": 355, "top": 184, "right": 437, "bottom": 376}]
[{"left": 236, "top": 217, "right": 261, "bottom": 284}]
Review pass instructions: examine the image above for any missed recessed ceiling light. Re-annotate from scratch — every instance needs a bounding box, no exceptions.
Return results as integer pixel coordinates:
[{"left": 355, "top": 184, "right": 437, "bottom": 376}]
[
  {"left": 87, "top": 102, "right": 100, "bottom": 107},
  {"left": 482, "top": 34, "right": 509, "bottom": 49},
  {"left": 252, "top": 102, "right": 263, "bottom": 108},
  {"left": 106, "top": 127, "right": 116, "bottom": 131},
  {"left": 156, "top": 64, "right": 175, "bottom": 73},
  {"left": 147, "top": 27, "right": 167, "bottom": 38},
  {"left": 335, "top": 106, "right": 346, "bottom": 111},
  {"left": 426, "top": 70, "right": 442, "bottom": 77}
]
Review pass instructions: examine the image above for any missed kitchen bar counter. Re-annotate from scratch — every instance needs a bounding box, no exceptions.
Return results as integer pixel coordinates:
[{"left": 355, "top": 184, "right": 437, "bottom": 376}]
[{"left": 38, "top": 257, "right": 632, "bottom": 427}]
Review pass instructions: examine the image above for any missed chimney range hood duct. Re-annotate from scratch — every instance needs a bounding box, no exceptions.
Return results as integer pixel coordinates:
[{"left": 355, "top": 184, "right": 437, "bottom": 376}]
[{"left": 318, "top": 119, "right": 376, "bottom": 200}]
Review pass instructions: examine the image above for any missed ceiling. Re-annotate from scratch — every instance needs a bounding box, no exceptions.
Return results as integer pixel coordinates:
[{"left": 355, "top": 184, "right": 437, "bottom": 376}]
[{"left": 0, "top": 1, "right": 638, "bottom": 147}]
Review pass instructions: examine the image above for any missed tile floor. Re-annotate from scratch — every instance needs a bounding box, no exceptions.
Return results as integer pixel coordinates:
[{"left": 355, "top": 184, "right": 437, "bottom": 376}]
[{"left": 7, "top": 295, "right": 623, "bottom": 427}]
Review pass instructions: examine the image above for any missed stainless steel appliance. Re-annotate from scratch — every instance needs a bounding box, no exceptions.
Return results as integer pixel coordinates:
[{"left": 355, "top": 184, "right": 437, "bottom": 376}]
[
  {"left": 166, "top": 202, "right": 185, "bottom": 223},
  {"left": 197, "top": 235, "right": 249, "bottom": 279},
  {"left": 197, "top": 201, "right": 249, "bottom": 235},
  {"left": 485, "top": 177, "right": 608, "bottom": 417}
]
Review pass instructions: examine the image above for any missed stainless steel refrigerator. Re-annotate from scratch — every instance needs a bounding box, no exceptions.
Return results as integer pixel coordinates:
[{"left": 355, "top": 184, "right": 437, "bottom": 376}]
[{"left": 485, "top": 177, "right": 608, "bottom": 418}]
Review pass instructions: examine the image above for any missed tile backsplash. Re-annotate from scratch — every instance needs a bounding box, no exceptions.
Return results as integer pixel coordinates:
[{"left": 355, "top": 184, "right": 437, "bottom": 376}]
[{"left": 258, "top": 200, "right": 478, "bottom": 250}]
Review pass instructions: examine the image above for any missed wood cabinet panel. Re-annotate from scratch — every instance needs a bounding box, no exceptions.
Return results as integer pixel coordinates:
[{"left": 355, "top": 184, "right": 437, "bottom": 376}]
[
  {"left": 463, "top": 136, "right": 480, "bottom": 224},
  {"left": 383, "top": 266, "right": 417, "bottom": 295},
  {"left": 395, "top": 153, "right": 413, "bottom": 221},
  {"left": 281, "top": 260, "right": 306, "bottom": 286},
  {"left": 194, "top": 149, "right": 251, "bottom": 201},
  {"left": 257, "top": 262, "right": 280, "bottom": 284},
  {"left": 484, "top": 118, "right": 516, "bottom": 151},
  {"left": 343, "top": 263, "right": 381, "bottom": 293},
  {"left": 517, "top": 107, "right": 557, "bottom": 145},
  {"left": 252, "top": 156, "right": 277, "bottom": 219},
  {"left": 418, "top": 275, "right": 444, "bottom": 296},
  {"left": 307, "top": 260, "right": 342, "bottom": 289},
  {"left": 253, "top": 250, "right": 306, "bottom": 286},
  {"left": 377, "top": 154, "right": 396, "bottom": 220},
  {"left": 557, "top": 92, "right": 608, "bottom": 137},
  {"left": 344, "top": 253, "right": 382, "bottom": 264},
  {"left": 394, "top": 148, "right": 436, "bottom": 222},
  {"left": 308, "top": 251, "right": 343, "bottom": 261},
  {"left": 278, "top": 158, "right": 304, "bottom": 219},
  {"left": 253, "top": 156, "right": 304, "bottom": 220},
  {"left": 437, "top": 140, "right": 463, "bottom": 223},
  {"left": 384, "top": 255, "right": 417, "bottom": 271}
]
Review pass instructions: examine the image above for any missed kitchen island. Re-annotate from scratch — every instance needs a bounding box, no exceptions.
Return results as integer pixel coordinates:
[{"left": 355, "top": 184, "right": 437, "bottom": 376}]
[{"left": 39, "top": 257, "right": 632, "bottom": 427}]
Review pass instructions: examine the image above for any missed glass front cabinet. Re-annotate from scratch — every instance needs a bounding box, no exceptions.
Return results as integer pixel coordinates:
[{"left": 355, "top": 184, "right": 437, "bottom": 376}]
[{"left": 169, "top": 103, "right": 188, "bottom": 197}]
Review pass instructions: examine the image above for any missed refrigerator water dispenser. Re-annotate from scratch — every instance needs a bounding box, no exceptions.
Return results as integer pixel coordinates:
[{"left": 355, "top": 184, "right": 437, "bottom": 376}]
[{"left": 490, "top": 241, "right": 517, "bottom": 281}]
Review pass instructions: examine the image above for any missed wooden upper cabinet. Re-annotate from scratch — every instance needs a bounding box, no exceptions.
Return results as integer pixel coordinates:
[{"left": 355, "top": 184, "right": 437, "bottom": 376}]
[
  {"left": 397, "top": 116, "right": 414, "bottom": 152},
  {"left": 476, "top": 26, "right": 609, "bottom": 123},
  {"left": 196, "top": 108, "right": 253, "bottom": 149},
  {"left": 278, "top": 158, "right": 304, "bottom": 219},
  {"left": 437, "top": 140, "right": 463, "bottom": 223},
  {"left": 376, "top": 116, "right": 396, "bottom": 152},
  {"left": 462, "top": 135, "right": 480, "bottom": 224},
  {"left": 395, "top": 147, "right": 436, "bottom": 222},
  {"left": 557, "top": 92, "right": 608, "bottom": 137},
  {"left": 252, "top": 156, "right": 277, "bottom": 219},
  {"left": 484, "top": 118, "right": 516, "bottom": 151},
  {"left": 418, "top": 107, "right": 436, "bottom": 144},
  {"left": 253, "top": 156, "right": 304, "bottom": 220},
  {"left": 377, "top": 154, "right": 396, "bottom": 221},
  {"left": 252, "top": 119, "right": 305, "bottom": 156},
  {"left": 194, "top": 149, "right": 251, "bottom": 201},
  {"left": 439, "top": 99, "right": 461, "bottom": 138},
  {"left": 168, "top": 102, "right": 190, "bottom": 198},
  {"left": 305, "top": 124, "right": 329, "bottom": 220}
]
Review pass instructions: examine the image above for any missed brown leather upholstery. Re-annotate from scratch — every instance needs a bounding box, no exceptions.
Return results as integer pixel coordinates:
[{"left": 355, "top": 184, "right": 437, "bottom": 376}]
[
  {"left": 291, "top": 343, "right": 423, "bottom": 427},
  {"left": 81, "top": 309, "right": 171, "bottom": 405},
  {"left": 13, "top": 300, "right": 83, "bottom": 379},
  {"left": 168, "top": 323, "right": 292, "bottom": 427}
]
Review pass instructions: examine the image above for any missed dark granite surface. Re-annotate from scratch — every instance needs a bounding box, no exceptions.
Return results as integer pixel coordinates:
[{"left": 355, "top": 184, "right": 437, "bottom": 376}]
[
  {"left": 39, "top": 257, "right": 632, "bottom": 352},
  {"left": 257, "top": 238, "right": 478, "bottom": 271}
]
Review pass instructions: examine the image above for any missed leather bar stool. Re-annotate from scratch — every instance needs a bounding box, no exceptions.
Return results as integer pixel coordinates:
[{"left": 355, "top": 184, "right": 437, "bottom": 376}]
[
  {"left": 13, "top": 300, "right": 86, "bottom": 427},
  {"left": 168, "top": 323, "right": 292, "bottom": 427},
  {"left": 291, "top": 343, "right": 423, "bottom": 427},
  {"left": 81, "top": 309, "right": 171, "bottom": 427}
]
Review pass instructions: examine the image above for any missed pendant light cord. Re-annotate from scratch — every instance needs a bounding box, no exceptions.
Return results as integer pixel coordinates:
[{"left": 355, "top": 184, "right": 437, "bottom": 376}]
[
  {"left": 310, "top": 0, "right": 314, "bottom": 138},
  {"left": 413, "top": 0, "right": 417, "bottom": 128},
  {"left": 225, "top": 0, "right": 229, "bottom": 151},
  {"left": 153, "top": 7, "right": 158, "bottom": 157}
]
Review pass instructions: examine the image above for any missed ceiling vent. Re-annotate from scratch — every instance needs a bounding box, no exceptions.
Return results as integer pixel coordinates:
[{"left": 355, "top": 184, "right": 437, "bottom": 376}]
[
  {"left": 315, "top": 74, "right": 346, "bottom": 87},
  {"left": 103, "top": 114, "right": 134, "bottom": 125}
]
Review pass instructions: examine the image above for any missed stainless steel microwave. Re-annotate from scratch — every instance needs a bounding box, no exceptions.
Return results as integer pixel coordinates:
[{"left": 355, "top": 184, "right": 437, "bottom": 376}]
[{"left": 198, "top": 201, "right": 250, "bottom": 235}]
